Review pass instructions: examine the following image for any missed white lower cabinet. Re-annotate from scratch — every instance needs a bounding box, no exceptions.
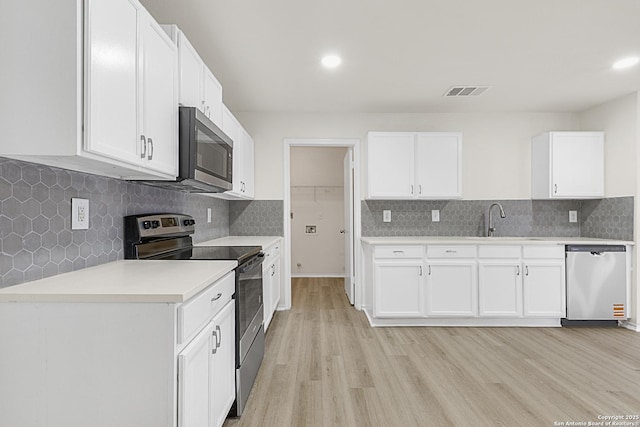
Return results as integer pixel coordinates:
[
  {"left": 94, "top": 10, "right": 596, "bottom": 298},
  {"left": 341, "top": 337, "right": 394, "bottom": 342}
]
[
  {"left": 426, "top": 261, "right": 477, "bottom": 316},
  {"left": 373, "top": 246, "right": 425, "bottom": 317},
  {"left": 523, "top": 260, "right": 566, "bottom": 317},
  {"left": 0, "top": 271, "right": 237, "bottom": 427},
  {"left": 262, "top": 240, "right": 282, "bottom": 331},
  {"left": 478, "top": 262, "right": 522, "bottom": 317},
  {"left": 477, "top": 245, "right": 522, "bottom": 317},
  {"left": 367, "top": 243, "right": 566, "bottom": 325},
  {"left": 179, "top": 300, "right": 235, "bottom": 427}
]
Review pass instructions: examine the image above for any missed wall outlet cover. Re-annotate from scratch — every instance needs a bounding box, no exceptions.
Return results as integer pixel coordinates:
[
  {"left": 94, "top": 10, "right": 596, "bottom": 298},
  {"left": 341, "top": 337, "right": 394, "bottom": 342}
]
[
  {"left": 305, "top": 225, "right": 317, "bottom": 234},
  {"left": 71, "top": 198, "right": 89, "bottom": 230},
  {"left": 383, "top": 210, "right": 391, "bottom": 223},
  {"left": 569, "top": 210, "right": 578, "bottom": 223},
  {"left": 432, "top": 210, "right": 440, "bottom": 222}
]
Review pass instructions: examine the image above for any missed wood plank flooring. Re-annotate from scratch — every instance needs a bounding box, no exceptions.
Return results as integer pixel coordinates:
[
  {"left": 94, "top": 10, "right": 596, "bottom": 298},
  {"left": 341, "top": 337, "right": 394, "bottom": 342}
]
[{"left": 225, "top": 278, "right": 640, "bottom": 427}]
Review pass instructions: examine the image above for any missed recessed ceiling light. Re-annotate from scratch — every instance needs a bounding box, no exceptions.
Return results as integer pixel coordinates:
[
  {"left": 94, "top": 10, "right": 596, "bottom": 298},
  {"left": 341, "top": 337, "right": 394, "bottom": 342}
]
[
  {"left": 321, "top": 54, "right": 342, "bottom": 69},
  {"left": 612, "top": 56, "right": 639, "bottom": 70}
]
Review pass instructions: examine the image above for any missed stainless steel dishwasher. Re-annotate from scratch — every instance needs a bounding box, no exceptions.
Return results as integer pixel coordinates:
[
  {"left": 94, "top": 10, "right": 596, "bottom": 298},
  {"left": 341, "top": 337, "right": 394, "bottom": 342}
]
[{"left": 565, "top": 245, "right": 627, "bottom": 323}]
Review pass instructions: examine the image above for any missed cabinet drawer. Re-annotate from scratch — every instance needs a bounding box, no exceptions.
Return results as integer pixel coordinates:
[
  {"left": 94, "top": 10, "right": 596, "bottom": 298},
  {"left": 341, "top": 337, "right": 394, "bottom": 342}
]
[
  {"left": 374, "top": 245, "right": 425, "bottom": 258},
  {"left": 522, "top": 245, "right": 564, "bottom": 259},
  {"left": 178, "top": 271, "right": 235, "bottom": 345},
  {"left": 427, "top": 245, "right": 477, "bottom": 258},
  {"left": 264, "top": 241, "right": 281, "bottom": 262},
  {"left": 478, "top": 245, "right": 521, "bottom": 259}
]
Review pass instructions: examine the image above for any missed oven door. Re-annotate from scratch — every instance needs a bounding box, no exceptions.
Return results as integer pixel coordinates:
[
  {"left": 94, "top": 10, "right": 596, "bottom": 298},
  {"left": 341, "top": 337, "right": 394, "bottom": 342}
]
[{"left": 236, "top": 253, "right": 265, "bottom": 363}]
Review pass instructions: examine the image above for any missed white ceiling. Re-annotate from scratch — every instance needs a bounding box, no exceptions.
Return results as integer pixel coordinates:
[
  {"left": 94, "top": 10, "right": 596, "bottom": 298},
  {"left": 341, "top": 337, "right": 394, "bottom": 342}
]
[{"left": 140, "top": 0, "right": 640, "bottom": 114}]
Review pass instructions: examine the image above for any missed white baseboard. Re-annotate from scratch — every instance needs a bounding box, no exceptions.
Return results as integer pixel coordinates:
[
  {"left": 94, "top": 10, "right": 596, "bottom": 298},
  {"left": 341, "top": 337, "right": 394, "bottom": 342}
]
[
  {"left": 291, "top": 274, "right": 344, "bottom": 278},
  {"left": 621, "top": 320, "right": 640, "bottom": 332}
]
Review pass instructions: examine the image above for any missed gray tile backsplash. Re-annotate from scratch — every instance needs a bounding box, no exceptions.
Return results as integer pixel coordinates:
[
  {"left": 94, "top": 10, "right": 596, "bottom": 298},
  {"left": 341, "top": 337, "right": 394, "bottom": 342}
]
[
  {"left": 581, "top": 197, "right": 634, "bottom": 241},
  {"left": 0, "top": 158, "right": 230, "bottom": 287},
  {"left": 229, "top": 200, "right": 284, "bottom": 236},
  {"left": 362, "top": 197, "right": 633, "bottom": 241}
]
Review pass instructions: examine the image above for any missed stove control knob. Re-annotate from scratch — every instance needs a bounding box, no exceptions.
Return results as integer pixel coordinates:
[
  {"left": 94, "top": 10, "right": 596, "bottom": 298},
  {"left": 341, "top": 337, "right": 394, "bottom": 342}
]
[
  {"left": 151, "top": 220, "right": 160, "bottom": 229},
  {"left": 183, "top": 219, "right": 191, "bottom": 226},
  {"left": 142, "top": 221, "right": 151, "bottom": 230},
  {"left": 190, "top": 219, "right": 196, "bottom": 226}
]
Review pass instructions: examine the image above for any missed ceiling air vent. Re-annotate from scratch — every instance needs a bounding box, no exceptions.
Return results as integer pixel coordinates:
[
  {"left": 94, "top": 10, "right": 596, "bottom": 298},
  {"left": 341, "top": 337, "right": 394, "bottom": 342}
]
[{"left": 444, "top": 86, "right": 489, "bottom": 97}]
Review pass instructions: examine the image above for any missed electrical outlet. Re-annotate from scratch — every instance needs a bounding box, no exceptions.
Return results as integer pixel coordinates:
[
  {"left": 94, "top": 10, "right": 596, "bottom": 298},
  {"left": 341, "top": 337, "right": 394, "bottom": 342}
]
[
  {"left": 569, "top": 210, "right": 578, "bottom": 223},
  {"left": 432, "top": 210, "right": 440, "bottom": 222},
  {"left": 71, "top": 198, "right": 89, "bottom": 230},
  {"left": 383, "top": 210, "right": 391, "bottom": 222},
  {"left": 207, "top": 208, "right": 212, "bottom": 223}
]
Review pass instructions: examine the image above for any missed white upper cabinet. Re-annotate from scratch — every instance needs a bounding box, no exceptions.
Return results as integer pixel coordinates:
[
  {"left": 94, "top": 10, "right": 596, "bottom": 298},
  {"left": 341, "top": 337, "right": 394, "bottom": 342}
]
[
  {"left": 1, "top": 0, "right": 178, "bottom": 180},
  {"left": 164, "top": 25, "right": 223, "bottom": 128},
  {"left": 366, "top": 131, "right": 462, "bottom": 200},
  {"left": 531, "top": 131, "right": 604, "bottom": 199},
  {"left": 416, "top": 133, "right": 462, "bottom": 198},
  {"left": 139, "top": 13, "right": 179, "bottom": 175},
  {"left": 210, "top": 105, "right": 255, "bottom": 200}
]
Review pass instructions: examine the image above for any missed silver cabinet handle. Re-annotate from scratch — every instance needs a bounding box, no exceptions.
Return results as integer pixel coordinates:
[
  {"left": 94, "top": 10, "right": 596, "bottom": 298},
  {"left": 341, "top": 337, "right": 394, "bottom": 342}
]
[
  {"left": 211, "top": 329, "right": 218, "bottom": 354},
  {"left": 147, "top": 138, "right": 153, "bottom": 160},
  {"left": 140, "top": 135, "right": 146, "bottom": 159},
  {"left": 215, "top": 325, "right": 221, "bottom": 349},
  {"left": 445, "top": 250, "right": 457, "bottom": 254},
  {"left": 516, "top": 265, "right": 520, "bottom": 276},
  {"left": 419, "top": 266, "right": 423, "bottom": 276},
  {"left": 428, "top": 265, "right": 431, "bottom": 275},
  {"left": 525, "top": 265, "right": 529, "bottom": 276},
  {"left": 411, "top": 185, "right": 414, "bottom": 194},
  {"left": 419, "top": 184, "right": 422, "bottom": 194},
  {"left": 554, "top": 184, "right": 558, "bottom": 194},
  {"left": 211, "top": 293, "right": 222, "bottom": 302},
  {"left": 393, "top": 250, "right": 404, "bottom": 255}
]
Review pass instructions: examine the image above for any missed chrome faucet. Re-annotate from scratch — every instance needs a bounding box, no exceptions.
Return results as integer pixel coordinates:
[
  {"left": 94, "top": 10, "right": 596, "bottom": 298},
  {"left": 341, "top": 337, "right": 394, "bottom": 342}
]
[{"left": 487, "top": 203, "right": 506, "bottom": 237}]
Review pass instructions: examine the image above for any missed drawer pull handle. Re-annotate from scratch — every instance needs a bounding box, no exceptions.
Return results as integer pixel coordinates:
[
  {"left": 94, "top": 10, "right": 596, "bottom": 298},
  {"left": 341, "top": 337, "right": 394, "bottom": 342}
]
[
  {"left": 393, "top": 250, "right": 404, "bottom": 254},
  {"left": 445, "top": 250, "right": 457, "bottom": 254},
  {"left": 516, "top": 265, "right": 520, "bottom": 276},
  {"left": 211, "top": 293, "right": 222, "bottom": 302}
]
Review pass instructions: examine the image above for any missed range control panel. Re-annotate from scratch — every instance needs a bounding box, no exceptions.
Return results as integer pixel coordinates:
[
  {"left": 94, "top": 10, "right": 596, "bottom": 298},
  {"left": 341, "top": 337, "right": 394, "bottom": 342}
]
[{"left": 124, "top": 213, "right": 196, "bottom": 242}]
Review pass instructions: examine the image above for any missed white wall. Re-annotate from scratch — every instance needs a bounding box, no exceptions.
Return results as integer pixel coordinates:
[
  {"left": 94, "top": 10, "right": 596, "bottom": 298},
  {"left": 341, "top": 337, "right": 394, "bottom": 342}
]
[
  {"left": 237, "top": 112, "right": 578, "bottom": 200},
  {"left": 578, "top": 91, "right": 639, "bottom": 327},
  {"left": 290, "top": 147, "right": 347, "bottom": 276}
]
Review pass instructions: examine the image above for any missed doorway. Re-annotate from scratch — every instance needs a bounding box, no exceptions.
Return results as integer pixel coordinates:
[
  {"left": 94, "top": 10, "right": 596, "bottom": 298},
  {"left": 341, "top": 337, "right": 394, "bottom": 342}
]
[{"left": 283, "top": 139, "right": 362, "bottom": 310}]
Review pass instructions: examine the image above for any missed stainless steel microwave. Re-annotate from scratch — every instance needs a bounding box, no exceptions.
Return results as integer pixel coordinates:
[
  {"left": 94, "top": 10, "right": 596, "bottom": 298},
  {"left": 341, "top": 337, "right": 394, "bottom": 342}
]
[{"left": 139, "top": 106, "right": 233, "bottom": 193}]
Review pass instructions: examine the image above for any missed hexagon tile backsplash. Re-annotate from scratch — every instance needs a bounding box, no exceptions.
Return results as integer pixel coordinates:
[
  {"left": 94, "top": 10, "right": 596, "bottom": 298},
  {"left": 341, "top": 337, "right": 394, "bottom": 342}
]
[{"left": 0, "top": 158, "right": 230, "bottom": 287}]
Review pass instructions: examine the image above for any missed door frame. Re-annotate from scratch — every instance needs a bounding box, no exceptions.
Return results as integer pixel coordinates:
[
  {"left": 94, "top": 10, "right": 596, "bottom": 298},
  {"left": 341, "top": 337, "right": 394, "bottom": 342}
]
[{"left": 283, "top": 138, "right": 362, "bottom": 310}]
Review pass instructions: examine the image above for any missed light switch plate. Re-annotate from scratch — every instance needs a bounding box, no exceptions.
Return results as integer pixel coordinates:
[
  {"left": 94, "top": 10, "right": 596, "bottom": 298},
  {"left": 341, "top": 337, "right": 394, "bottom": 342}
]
[
  {"left": 383, "top": 210, "right": 391, "bottom": 222},
  {"left": 569, "top": 210, "right": 578, "bottom": 223},
  {"left": 71, "top": 198, "right": 89, "bottom": 230},
  {"left": 432, "top": 210, "right": 440, "bottom": 222},
  {"left": 207, "top": 208, "right": 212, "bottom": 223}
]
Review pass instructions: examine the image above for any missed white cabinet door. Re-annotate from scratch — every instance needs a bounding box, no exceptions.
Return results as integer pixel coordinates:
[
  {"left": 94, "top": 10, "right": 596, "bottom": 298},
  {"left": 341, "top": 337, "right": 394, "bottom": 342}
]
[
  {"left": 271, "top": 256, "right": 281, "bottom": 314},
  {"left": 140, "top": 13, "right": 178, "bottom": 176},
  {"left": 178, "top": 321, "right": 214, "bottom": 427},
  {"left": 241, "top": 129, "right": 255, "bottom": 198},
  {"left": 366, "top": 132, "right": 415, "bottom": 199},
  {"left": 85, "top": 0, "right": 140, "bottom": 165},
  {"left": 551, "top": 132, "right": 604, "bottom": 198},
  {"left": 531, "top": 131, "right": 604, "bottom": 199},
  {"left": 523, "top": 260, "right": 566, "bottom": 317},
  {"left": 426, "top": 261, "right": 477, "bottom": 316},
  {"left": 210, "top": 301, "right": 235, "bottom": 427},
  {"left": 374, "top": 260, "right": 424, "bottom": 317},
  {"left": 478, "top": 261, "right": 522, "bottom": 317},
  {"left": 177, "top": 33, "right": 204, "bottom": 109},
  {"left": 416, "top": 133, "right": 461, "bottom": 199},
  {"left": 203, "top": 68, "right": 223, "bottom": 127}
]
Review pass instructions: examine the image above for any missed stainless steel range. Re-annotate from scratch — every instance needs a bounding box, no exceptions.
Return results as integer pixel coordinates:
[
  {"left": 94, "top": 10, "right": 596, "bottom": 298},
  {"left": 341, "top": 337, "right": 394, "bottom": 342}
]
[{"left": 124, "top": 213, "right": 264, "bottom": 417}]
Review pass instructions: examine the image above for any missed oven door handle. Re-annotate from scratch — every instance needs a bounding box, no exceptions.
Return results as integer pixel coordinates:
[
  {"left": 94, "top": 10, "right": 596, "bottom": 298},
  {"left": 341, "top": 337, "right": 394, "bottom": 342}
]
[{"left": 238, "top": 253, "right": 265, "bottom": 273}]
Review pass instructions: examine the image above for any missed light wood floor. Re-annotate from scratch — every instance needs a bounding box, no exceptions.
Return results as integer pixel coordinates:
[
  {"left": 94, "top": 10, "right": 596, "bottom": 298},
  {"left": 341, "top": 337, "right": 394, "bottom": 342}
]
[{"left": 225, "top": 278, "right": 640, "bottom": 427}]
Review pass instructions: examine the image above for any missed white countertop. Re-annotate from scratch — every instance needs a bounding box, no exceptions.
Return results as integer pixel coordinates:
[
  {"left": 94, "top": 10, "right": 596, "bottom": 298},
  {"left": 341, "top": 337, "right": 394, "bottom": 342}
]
[
  {"left": 196, "top": 236, "right": 282, "bottom": 248},
  {"left": 0, "top": 260, "right": 237, "bottom": 303},
  {"left": 361, "top": 236, "right": 634, "bottom": 245}
]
